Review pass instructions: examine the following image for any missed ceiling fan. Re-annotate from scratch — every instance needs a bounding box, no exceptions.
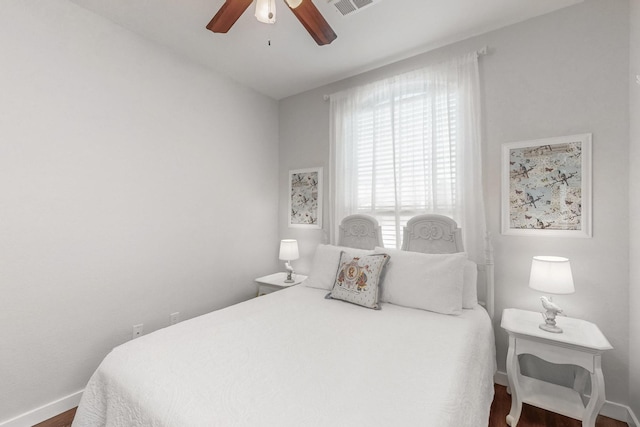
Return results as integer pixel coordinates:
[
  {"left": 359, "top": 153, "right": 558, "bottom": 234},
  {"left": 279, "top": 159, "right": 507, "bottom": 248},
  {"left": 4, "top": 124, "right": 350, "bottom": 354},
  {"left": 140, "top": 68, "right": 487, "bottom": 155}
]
[{"left": 206, "top": 0, "right": 337, "bottom": 46}]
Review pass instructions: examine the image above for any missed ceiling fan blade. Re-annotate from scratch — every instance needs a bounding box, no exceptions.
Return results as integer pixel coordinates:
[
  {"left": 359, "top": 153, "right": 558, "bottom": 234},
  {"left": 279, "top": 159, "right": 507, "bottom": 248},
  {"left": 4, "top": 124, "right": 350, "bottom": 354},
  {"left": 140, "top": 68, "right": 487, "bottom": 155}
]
[
  {"left": 206, "top": 0, "right": 254, "bottom": 33},
  {"left": 286, "top": 0, "right": 337, "bottom": 46}
]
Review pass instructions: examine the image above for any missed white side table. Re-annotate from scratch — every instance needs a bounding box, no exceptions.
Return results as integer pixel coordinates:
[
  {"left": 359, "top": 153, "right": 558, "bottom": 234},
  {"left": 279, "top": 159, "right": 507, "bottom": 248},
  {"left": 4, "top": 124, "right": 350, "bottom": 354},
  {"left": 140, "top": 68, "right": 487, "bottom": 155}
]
[
  {"left": 254, "top": 272, "right": 308, "bottom": 296},
  {"left": 501, "top": 308, "right": 612, "bottom": 427}
]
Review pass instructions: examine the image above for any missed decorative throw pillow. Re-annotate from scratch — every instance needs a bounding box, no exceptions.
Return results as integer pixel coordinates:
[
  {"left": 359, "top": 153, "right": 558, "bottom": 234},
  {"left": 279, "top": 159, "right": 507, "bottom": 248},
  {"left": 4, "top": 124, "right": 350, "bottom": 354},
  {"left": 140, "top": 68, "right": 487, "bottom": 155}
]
[
  {"left": 326, "top": 252, "right": 390, "bottom": 309},
  {"left": 374, "top": 247, "right": 466, "bottom": 315},
  {"left": 302, "top": 244, "right": 374, "bottom": 290}
]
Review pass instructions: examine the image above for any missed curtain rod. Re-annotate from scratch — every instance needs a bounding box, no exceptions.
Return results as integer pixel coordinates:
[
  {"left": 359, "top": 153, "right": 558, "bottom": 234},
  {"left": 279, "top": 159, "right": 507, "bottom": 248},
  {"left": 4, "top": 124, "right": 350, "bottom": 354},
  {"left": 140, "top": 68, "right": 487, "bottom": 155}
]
[{"left": 322, "top": 46, "right": 489, "bottom": 102}]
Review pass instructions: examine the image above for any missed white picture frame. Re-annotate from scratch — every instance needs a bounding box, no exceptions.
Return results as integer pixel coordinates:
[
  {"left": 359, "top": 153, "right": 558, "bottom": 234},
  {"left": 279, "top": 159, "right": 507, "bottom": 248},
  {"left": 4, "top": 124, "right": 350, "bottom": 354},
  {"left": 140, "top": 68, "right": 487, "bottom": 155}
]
[
  {"left": 288, "top": 167, "right": 323, "bottom": 229},
  {"left": 501, "top": 133, "right": 592, "bottom": 237}
]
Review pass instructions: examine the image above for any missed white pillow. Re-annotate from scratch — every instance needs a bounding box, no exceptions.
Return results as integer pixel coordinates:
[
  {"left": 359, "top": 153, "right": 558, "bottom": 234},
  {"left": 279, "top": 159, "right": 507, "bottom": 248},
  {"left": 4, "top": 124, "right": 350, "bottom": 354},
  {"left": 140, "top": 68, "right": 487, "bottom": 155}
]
[
  {"left": 463, "top": 260, "right": 478, "bottom": 309},
  {"left": 374, "top": 247, "right": 466, "bottom": 315},
  {"left": 302, "top": 244, "right": 374, "bottom": 290}
]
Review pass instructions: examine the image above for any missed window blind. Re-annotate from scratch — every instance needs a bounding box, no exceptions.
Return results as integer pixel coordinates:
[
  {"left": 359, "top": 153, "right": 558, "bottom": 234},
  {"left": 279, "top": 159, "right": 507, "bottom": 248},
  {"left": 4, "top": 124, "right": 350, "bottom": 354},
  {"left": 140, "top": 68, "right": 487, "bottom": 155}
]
[{"left": 350, "top": 88, "right": 458, "bottom": 248}]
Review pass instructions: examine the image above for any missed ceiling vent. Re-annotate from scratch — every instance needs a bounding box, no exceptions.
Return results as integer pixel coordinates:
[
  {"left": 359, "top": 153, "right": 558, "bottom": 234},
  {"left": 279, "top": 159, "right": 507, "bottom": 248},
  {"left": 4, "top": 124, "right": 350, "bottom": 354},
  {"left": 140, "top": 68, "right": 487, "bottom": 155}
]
[{"left": 329, "top": 0, "right": 377, "bottom": 17}]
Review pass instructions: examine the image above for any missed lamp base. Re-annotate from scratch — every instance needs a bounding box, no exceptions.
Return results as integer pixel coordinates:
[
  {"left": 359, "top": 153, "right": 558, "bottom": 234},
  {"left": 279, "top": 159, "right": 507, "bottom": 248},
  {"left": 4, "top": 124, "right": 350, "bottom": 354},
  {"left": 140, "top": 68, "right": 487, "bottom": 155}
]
[
  {"left": 539, "top": 323, "right": 563, "bottom": 333},
  {"left": 538, "top": 296, "right": 565, "bottom": 334},
  {"left": 284, "top": 269, "right": 294, "bottom": 283}
]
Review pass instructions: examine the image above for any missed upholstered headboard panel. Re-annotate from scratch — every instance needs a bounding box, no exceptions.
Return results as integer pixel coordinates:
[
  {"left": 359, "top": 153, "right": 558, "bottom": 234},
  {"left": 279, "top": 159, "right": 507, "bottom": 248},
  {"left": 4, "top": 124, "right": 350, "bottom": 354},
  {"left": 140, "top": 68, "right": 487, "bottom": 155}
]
[
  {"left": 338, "top": 214, "right": 384, "bottom": 250},
  {"left": 400, "top": 214, "right": 464, "bottom": 254}
]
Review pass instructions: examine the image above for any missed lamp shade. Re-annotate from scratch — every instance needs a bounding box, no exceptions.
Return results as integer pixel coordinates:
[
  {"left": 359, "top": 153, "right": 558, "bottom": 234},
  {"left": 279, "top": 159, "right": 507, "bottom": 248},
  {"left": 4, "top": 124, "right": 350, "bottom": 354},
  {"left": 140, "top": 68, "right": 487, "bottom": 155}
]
[
  {"left": 528, "top": 256, "right": 575, "bottom": 294},
  {"left": 255, "top": 0, "right": 276, "bottom": 23},
  {"left": 279, "top": 239, "right": 299, "bottom": 261}
]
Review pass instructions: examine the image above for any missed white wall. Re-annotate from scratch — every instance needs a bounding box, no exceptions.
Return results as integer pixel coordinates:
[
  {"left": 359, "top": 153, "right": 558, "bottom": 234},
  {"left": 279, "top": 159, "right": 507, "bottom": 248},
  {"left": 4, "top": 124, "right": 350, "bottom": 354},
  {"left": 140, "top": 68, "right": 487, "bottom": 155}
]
[
  {"left": 0, "top": 0, "right": 279, "bottom": 422},
  {"left": 629, "top": 0, "right": 640, "bottom": 420},
  {"left": 279, "top": 0, "right": 631, "bottom": 408}
]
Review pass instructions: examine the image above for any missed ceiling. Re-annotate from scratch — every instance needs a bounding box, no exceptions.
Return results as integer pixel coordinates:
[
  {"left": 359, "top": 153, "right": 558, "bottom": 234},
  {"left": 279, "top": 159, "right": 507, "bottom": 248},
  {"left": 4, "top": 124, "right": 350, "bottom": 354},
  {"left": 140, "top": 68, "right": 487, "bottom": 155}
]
[{"left": 68, "top": 0, "right": 582, "bottom": 100}]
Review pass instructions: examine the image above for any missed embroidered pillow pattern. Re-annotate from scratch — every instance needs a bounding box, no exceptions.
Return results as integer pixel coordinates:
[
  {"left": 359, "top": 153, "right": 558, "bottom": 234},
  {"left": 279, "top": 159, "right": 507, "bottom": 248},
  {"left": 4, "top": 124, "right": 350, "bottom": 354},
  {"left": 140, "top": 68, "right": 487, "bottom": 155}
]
[{"left": 327, "top": 252, "right": 389, "bottom": 309}]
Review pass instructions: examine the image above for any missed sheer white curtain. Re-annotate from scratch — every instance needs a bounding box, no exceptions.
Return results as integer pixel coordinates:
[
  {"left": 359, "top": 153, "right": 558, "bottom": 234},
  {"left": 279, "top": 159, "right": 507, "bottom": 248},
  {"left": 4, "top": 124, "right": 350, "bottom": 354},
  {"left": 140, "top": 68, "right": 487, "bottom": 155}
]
[{"left": 329, "top": 52, "right": 487, "bottom": 263}]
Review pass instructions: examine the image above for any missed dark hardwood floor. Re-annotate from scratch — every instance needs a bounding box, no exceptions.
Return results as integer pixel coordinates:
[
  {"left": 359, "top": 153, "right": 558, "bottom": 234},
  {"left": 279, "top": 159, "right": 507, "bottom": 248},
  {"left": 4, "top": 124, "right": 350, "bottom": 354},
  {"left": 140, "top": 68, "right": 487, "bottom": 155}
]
[
  {"left": 489, "top": 384, "right": 628, "bottom": 427},
  {"left": 34, "top": 384, "right": 628, "bottom": 427},
  {"left": 33, "top": 407, "right": 75, "bottom": 427}
]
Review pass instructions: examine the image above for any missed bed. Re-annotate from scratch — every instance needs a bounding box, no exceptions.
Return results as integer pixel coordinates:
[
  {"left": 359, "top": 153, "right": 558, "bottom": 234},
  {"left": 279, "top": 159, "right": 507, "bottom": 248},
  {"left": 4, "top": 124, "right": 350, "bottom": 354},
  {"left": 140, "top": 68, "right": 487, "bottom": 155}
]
[{"left": 73, "top": 214, "right": 496, "bottom": 427}]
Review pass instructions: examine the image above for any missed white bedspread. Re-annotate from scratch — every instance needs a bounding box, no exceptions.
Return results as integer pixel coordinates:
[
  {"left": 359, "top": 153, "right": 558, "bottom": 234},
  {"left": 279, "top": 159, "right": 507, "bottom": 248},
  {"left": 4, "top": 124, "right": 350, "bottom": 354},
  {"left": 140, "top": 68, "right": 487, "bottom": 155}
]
[{"left": 73, "top": 286, "right": 496, "bottom": 427}]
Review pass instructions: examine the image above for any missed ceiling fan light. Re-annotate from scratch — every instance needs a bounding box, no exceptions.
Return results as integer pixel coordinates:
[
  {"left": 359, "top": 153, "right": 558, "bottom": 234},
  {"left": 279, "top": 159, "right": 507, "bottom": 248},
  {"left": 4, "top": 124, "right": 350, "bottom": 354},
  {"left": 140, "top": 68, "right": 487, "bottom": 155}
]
[
  {"left": 285, "top": 0, "right": 303, "bottom": 9},
  {"left": 255, "top": 0, "right": 277, "bottom": 23}
]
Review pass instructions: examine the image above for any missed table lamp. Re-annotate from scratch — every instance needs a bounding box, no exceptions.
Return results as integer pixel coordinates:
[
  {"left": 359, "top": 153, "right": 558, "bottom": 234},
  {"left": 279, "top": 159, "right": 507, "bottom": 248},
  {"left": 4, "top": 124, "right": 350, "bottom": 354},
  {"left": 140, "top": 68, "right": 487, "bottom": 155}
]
[
  {"left": 528, "top": 256, "right": 575, "bottom": 333},
  {"left": 279, "top": 239, "right": 299, "bottom": 283}
]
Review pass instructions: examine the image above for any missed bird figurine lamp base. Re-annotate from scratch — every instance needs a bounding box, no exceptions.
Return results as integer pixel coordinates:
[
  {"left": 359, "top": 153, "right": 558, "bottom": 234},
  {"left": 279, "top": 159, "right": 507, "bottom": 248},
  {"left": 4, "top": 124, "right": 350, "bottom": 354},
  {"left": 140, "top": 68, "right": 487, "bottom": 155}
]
[
  {"left": 539, "top": 317, "right": 563, "bottom": 333},
  {"left": 539, "top": 296, "right": 564, "bottom": 333},
  {"left": 284, "top": 261, "right": 295, "bottom": 283}
]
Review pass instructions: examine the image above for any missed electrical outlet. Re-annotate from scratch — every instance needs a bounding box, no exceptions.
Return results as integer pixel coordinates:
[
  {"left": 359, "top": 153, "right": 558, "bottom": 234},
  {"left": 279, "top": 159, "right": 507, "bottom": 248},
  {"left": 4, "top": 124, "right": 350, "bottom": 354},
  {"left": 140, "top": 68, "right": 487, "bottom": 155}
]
[
  {"left": 132, "top": 324, "right": 144, "bottom": 339},
  {"left": 170, "top": 312, "right": 180, "bottom": 325}
]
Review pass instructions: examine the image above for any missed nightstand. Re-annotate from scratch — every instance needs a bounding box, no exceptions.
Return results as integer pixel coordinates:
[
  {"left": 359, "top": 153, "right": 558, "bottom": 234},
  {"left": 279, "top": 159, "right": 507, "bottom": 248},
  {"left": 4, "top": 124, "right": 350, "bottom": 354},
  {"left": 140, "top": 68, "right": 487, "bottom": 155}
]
[
  {"left": 254, "top": 272, "right": 308, "bottom": 296},
  {"left": 501, "top": 308, "right": 612, "bottom": 427}
]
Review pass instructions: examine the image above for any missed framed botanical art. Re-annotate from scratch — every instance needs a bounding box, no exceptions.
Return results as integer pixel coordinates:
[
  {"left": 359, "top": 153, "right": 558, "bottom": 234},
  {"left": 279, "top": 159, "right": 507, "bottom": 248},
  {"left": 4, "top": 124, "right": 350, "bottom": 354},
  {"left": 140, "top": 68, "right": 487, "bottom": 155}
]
[
  {"left": 288, "top": 167, "right": 323, "bottom": 229},
  {"left": 501, "top": 134, "right": 592, "bottom": 237}
]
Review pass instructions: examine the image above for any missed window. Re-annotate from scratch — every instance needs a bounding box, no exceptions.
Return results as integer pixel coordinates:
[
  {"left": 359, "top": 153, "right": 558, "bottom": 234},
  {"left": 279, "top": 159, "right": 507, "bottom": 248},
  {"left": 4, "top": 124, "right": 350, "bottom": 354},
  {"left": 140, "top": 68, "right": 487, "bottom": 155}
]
[
  {"left": 330, "top": 53, "right": 486, "bottom": 258},
  {"left": 352, "top": 87, "right": 458, "bottom": 247}
]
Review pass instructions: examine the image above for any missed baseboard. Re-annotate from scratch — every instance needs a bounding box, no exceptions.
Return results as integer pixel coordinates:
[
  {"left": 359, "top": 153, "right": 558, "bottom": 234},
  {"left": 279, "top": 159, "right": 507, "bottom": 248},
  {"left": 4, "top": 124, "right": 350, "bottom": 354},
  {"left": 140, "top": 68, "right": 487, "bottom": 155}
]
[
  {"left": 0, "top": 390, "right": 83, "bottom": 427},
  {"left": 494, "top": 371, "right": 638, "bottom": 425},
  {"left": 494, "top": 370, "right": 508, "bottom": 387},
  {"left": 2, "top": 380, "right": 638, "bottom": 427}
]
